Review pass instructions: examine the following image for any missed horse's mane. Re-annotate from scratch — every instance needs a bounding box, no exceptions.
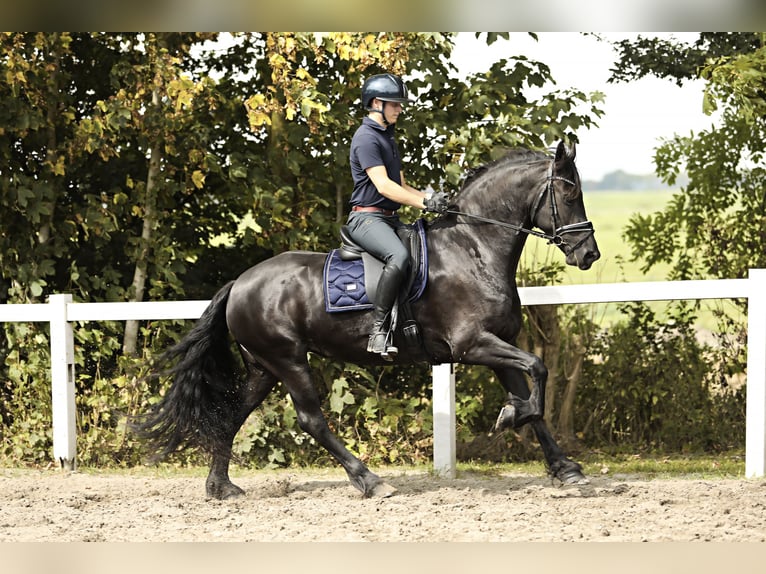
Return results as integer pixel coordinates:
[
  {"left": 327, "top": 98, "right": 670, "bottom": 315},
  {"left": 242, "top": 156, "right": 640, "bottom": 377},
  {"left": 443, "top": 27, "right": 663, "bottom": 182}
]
[
  {"left": 458, "top": 147, "right": 581, "bottom": 202},
  {"left": 460, "top": 148, "right": 551, "bottom": 190}
]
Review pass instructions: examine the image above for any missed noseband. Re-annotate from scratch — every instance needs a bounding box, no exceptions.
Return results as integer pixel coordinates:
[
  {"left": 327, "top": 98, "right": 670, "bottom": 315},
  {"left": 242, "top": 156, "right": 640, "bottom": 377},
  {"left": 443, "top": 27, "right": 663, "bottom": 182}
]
[
  {"left": 529, "top": 161, "right": 595, "bottom": 253},
  {"left": 447, "top": 159, "right": 595, "bottom": 255}
]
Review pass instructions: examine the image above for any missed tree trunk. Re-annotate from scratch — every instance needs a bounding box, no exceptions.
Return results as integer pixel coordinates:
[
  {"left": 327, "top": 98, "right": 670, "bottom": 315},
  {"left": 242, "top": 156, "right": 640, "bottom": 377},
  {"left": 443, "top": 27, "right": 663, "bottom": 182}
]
[
  {"left": 557, "top": 335, "right": 585, "bottom": 449},
  {"left": 39, "top": 34, "right": 61, "bottom": 247},
  {"left": 122, "top": 87, "right": 162, "bottom": 356},
  {"left": 528, "top": 305, "right": 561, "bottom": 424}
]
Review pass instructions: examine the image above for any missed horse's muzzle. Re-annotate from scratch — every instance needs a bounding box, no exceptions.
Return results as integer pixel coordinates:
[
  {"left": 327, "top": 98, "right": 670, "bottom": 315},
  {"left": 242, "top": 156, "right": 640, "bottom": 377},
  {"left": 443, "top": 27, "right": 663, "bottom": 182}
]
[
  {"left": 556, "top": 222, "right": 599, "bottom": 270},
  {"left": 565, "top": 239, "right": 600, "bottom": 270},
  {"left": 575, "top": 247, "right": 600, "bottom": 270}
]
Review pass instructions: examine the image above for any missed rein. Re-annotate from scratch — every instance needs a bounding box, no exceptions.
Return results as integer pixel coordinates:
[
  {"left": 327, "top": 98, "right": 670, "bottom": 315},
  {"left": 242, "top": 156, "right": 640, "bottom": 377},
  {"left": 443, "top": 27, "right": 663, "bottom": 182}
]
[
  {"left": 446, "top": 160, "right": 595, "bottom": 253},
  {"left": 445, "top": 209, "right": 558, "bottom": 242}
]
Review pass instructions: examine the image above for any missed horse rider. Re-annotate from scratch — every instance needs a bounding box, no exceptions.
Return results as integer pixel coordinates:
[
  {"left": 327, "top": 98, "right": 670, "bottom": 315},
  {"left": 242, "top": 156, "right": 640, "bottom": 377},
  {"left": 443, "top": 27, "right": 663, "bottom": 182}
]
[{"left": 346, "top": 72, "right": 449, "bottom": 357}]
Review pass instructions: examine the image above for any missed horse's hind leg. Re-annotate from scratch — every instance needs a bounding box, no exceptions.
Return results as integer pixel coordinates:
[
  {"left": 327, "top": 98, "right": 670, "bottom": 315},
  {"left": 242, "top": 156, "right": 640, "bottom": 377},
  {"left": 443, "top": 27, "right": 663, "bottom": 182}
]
[
  {"left": 493, "top": 367, "right": 588, "bottom": 484},
  {"left": 273, "top": 359, "right": 396, "bottom": 498},
  {"left": 206, "top": 358, "right": 278, "bottom": 500}
]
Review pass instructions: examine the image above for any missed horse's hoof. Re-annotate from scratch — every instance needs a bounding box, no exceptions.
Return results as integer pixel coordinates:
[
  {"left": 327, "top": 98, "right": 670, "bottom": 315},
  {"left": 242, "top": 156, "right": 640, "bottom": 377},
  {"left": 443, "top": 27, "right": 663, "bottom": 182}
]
[
  {"left": 368, "top": 481, "right": 397, "bottom": 498},
  {"left": 559, "top": 469, "right": 590, "bottom": 486},
  {"left": 494, "top": 404, "right": 516, "bottom": 432},
  {"left": 561, "top": 472, "right": 590, "bottom": 484},
  {"left": 206, "top": 481, "right": 246, "bottom": 500}
]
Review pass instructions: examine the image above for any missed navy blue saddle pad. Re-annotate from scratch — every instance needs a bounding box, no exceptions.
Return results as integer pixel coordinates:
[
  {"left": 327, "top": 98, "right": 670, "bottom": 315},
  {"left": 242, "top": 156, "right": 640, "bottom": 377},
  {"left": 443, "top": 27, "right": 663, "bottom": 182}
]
[{"left": 323, "top": 219, "right": 428, "bottom": 313}]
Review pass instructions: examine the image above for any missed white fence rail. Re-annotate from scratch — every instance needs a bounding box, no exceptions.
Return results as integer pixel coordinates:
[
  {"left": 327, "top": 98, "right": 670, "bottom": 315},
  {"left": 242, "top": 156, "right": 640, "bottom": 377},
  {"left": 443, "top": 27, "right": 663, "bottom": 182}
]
[{"left": 2, "top": 269, "right": 765, "bottom": 478}]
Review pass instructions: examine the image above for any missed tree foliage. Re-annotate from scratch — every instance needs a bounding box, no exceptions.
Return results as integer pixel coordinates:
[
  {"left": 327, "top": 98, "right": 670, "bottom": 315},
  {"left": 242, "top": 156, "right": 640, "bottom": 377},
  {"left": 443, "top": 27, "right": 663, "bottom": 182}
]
[
  {"left": 608, "top": 32, "right": 762, "bottom": 86},
  {"left": 1, "top": 32, "right": 608, "bottom": 466},
  {"left": 609, "top": 32, "right": 766, "bottom": 281},
  {"left": 594, "top": 33, "right": 759, "bottom": 455},
  {"left": 2, "top": 32, "right": 607, "bottom": 306},
  {"left": 579, "top": 302, "right": 744, "bottom": 452}
]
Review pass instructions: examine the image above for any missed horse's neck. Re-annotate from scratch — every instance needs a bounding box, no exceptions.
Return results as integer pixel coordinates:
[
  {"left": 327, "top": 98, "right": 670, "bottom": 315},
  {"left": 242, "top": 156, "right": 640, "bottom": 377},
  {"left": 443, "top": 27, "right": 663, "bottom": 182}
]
[
  {"left": 434, "top": 166, "right": 539, "bottom": 272},
  {"left": 507, "top": 233, "right": 529, "bottom": 278},
  {"left": 429, "top": 206, "right": 530, "bottom": 275},
  {"left": 455, "top": 172, "right": 538, "bottom": 242},
  {"left": 458, "top": 162, "right": 540, "bottom": 219}
]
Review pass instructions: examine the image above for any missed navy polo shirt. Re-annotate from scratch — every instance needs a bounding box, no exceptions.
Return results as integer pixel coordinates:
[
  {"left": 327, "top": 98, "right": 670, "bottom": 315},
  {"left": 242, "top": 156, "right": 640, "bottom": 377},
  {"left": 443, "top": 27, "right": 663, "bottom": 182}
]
[{"left": 349, "top": 117, "right": 402, "bottom": 211}]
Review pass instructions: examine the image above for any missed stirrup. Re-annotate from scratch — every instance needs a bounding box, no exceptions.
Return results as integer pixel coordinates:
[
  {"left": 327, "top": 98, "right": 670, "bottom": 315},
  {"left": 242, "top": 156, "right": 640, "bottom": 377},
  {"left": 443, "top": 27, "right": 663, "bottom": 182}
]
[
  {"left": 381, "top": 343, "right": 398, "bottom": 362},
  {"left": 367, "top": 329, "right": 397, "bottom": 361},
  {"left": 381, "top": 327, "right": 398, "bottom": 361}
]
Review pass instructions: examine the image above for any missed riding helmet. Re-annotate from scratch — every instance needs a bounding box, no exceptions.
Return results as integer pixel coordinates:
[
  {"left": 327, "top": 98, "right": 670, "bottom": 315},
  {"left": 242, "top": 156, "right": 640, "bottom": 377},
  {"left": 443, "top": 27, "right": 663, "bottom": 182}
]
[{"left": 361, "top": 73, "right": 413, "bottom": 109}]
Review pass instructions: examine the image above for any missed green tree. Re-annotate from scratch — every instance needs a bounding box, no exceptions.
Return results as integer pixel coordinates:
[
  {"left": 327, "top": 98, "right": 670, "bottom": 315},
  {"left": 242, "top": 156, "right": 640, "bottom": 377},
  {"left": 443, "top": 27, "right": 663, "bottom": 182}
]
[
  {"left": 0, "top": 32, "right": 251, "bottom": 303},
  {"left": 608, "top": 32, "right": 766, "bottom": 280},
  {"left": 608, "top": 32, "right": 762, "bottom": 86},
  {"left": 1, "top": 33, "right": 259, "bottom": 463},
  {"left": 576, "top": 33, "right": 762, "bottom": 456},
  {"left": 1, "top": 32, "right": 607, "bottom": 466}
]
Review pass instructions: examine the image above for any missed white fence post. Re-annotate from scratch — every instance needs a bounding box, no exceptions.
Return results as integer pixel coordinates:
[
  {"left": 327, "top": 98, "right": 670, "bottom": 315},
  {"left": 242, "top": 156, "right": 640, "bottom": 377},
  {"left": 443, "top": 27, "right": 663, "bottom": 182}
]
[
  {"left": 432, "top": 363, "right": 456, "bottom": 478},
  {"left": 746, "top": 269, "right": 766, "bottom": 477},
  {"left": 49, "top": 294, "right": 76, "bottom": 470}
]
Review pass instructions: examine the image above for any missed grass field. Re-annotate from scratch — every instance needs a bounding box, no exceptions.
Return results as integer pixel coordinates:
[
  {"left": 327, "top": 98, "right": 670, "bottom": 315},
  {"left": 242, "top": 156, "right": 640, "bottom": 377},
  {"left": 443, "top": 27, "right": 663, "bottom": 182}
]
[
  {"left": 520, "top": 189, "right": 745, "bottom": 330},
  {"left": 521, "top": 188, "right": 675, "bottom": 285}
]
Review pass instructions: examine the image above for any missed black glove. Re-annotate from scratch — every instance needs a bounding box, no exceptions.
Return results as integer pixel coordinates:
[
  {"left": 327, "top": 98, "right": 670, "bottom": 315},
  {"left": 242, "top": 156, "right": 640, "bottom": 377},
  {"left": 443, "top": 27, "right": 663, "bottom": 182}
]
[{"left": 423, "top": 191, "right": 449, "bottom": 214}]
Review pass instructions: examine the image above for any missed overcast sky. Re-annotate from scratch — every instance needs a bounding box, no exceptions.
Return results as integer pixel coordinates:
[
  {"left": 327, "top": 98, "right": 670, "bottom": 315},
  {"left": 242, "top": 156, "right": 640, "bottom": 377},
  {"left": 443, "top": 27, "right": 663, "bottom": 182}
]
[{"left": 451, "top": 32, "right": 713, "bottom": 181}]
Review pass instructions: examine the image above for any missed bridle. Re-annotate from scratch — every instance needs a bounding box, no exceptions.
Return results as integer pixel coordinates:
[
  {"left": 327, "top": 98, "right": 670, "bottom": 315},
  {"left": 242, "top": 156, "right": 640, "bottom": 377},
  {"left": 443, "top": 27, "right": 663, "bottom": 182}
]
[{"left": 446, "top": 159, "right": 595, "bottom": 255}]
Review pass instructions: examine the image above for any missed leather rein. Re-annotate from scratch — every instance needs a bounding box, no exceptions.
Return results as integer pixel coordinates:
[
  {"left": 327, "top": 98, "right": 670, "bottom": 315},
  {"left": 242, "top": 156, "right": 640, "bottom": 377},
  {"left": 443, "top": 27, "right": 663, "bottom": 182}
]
[{"left": 446, "top": 160, "right": 595, "bottom": 254}]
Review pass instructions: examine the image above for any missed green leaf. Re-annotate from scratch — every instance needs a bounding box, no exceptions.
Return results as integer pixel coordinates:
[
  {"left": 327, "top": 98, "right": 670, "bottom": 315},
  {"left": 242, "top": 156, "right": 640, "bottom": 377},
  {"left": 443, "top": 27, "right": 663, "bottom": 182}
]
[
  {"left": 16, "top": 187, "right": 34, "bottom": 208},
  {"left": 29, "top": 280, "right": 44, "bottom": 297},
  {"left": 330, "top": 377, "right": 355, "bottom": 415}
]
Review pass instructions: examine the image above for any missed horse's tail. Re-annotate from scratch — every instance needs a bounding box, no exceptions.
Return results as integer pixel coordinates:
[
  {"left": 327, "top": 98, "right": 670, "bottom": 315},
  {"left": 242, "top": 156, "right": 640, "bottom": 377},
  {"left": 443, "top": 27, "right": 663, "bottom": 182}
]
[{"left": 132, "top": 280, "right": 240, "bottom": 459}]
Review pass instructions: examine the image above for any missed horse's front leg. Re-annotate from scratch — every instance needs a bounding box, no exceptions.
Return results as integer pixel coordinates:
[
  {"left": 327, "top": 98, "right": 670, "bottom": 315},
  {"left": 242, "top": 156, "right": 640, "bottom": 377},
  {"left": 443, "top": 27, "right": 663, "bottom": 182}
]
[
  {"left": 493, "top": 367, "right": 588, "bottom": 485},
  {"left": 460, "top": 332, "right": 547, "bottom": 429}
]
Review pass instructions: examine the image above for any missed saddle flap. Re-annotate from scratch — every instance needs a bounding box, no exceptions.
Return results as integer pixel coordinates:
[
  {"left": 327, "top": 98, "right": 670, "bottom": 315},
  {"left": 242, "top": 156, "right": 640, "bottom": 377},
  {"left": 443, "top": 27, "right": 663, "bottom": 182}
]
[
  {"left": 324, "top": 219, "right": 429, "bottom": 313},
  {"left": 323, "top": 251, "right": 374, "bottom": 313}
]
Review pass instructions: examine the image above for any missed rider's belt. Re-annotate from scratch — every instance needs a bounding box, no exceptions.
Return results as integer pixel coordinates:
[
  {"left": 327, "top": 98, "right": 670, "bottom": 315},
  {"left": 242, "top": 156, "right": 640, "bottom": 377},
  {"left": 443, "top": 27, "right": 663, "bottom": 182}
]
[{"left": 352, "top": 206, "right": 396, "bottom": 216}]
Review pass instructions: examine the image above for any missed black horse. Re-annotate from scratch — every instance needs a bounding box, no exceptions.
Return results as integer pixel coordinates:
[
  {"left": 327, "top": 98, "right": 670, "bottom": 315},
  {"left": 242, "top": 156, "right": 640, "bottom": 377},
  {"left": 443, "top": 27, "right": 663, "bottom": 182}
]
[{"left": 135, "top": 140, "right": 600, "bottom": 499}]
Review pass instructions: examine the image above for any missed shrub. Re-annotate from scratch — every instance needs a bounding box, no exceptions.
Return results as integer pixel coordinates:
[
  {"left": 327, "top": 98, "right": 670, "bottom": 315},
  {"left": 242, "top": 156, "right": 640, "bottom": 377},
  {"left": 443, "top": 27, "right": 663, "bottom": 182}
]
[{"left": 577, "top": 302, "right": 745, "bottom": 452}]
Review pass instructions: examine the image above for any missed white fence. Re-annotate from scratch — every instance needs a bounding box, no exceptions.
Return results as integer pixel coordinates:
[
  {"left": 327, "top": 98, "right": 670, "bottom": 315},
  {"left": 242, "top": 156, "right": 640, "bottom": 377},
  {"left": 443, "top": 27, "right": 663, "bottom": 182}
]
[{"left": 1, "top": 270, "right": 765, "bottom": 478}]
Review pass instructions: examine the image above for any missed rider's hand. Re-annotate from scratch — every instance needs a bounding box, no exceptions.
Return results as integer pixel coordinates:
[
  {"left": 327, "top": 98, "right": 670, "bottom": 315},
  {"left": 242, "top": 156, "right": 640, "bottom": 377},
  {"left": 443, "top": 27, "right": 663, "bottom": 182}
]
[{"left": 423, "top": 191, "right": 449, "bottom": 214}]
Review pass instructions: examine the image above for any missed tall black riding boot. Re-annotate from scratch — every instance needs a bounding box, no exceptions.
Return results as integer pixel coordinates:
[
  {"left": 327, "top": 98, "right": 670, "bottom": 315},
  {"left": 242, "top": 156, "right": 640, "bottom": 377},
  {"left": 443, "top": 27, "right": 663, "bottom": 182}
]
[{"left": 367, "top": 263, "right": 405, "bottom": 358}]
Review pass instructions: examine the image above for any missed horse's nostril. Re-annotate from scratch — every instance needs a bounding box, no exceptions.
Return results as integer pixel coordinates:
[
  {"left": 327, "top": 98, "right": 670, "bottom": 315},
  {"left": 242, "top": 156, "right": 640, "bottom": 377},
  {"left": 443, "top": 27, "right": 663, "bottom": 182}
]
[{"left": 586, "top": 250, "right": 600, "bottom": 264}]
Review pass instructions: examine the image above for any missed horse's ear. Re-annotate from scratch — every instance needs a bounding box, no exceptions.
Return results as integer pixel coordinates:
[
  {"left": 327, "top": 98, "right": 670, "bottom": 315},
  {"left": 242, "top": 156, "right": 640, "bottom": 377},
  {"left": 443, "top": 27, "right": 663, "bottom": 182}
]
[
  {"left": 568, "top": 141, "right": 576, "bottom": 160},
  {"left": 554, "top": 140, "right": 576, "bottom": 163}
]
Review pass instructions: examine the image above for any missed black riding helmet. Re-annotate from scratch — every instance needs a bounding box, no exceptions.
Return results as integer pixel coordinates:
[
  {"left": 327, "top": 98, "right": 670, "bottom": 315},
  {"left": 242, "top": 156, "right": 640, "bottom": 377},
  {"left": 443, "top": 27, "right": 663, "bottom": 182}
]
[{"left": 361, "top": 73, "right": 413, "bottom": 111}]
